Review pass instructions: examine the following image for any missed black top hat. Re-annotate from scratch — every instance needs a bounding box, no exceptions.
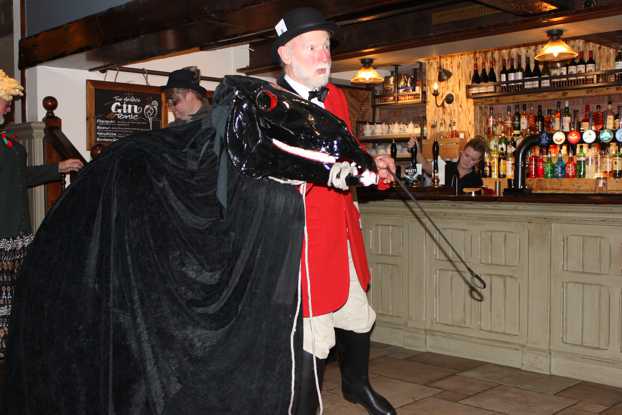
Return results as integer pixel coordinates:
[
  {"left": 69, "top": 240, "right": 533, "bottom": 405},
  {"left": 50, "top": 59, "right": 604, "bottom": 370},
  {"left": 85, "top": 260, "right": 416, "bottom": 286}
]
[
  {"left": 162, "top": 68, "right": 207, "bottom": 96},
  {"left": 272, "top": 7, "right": 338, "bottom": 56}
]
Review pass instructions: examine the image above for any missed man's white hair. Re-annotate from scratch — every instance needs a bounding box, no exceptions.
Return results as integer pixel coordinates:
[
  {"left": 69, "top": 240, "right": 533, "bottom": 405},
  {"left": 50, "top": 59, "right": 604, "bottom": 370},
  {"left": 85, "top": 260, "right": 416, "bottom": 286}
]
[{"left": 0, "top": 70, "right": 24, "bottom": 102}]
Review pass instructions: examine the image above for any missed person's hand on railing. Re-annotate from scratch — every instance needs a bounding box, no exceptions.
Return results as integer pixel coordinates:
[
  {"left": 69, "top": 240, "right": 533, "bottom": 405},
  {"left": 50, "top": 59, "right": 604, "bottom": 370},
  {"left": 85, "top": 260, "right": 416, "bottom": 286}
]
[{"left": 58, "top": 159, "right": 84, "bottom": 174}]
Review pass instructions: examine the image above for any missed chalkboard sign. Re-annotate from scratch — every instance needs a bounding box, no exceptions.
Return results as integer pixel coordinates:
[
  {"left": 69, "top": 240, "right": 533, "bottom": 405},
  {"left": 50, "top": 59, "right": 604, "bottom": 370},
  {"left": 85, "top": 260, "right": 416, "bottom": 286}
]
[{"left": 86, "top": 80, "right": 168, "bottom": 149}]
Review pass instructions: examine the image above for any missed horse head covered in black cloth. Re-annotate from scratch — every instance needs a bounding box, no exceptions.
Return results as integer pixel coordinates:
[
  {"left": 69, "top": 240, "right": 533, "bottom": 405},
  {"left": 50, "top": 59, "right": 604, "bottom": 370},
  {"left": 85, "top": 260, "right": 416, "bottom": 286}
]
[{"left": 6, "top": 75, "right": 376, "bottom": 415}]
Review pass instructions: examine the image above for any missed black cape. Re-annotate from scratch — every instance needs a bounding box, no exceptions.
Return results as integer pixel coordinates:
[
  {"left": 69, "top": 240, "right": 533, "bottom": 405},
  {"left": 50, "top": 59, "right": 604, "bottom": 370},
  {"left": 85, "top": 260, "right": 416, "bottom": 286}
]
[{"left": 6, "top": 105, "right": 304, "bottom": 413}]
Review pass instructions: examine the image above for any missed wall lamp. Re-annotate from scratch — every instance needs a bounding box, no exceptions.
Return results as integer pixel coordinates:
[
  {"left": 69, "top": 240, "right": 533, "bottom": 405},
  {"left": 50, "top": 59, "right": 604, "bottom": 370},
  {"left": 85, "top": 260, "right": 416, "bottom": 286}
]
[{"left": 431, "top": 64, "right": 454, "bottom": 107}]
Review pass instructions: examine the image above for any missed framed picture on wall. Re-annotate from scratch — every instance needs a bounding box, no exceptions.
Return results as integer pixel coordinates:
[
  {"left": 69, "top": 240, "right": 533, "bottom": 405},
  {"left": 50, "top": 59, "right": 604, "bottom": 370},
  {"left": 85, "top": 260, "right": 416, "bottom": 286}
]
[{"left": 86, "top": 80, "right": 168, "bottom": 149}]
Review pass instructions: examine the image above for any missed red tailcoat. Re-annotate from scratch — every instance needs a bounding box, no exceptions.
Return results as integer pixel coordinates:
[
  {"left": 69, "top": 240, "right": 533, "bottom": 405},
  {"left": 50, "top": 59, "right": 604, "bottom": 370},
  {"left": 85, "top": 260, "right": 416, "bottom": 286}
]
[{"left": 300, "top": 83, "right": 372, "bottom": 317}]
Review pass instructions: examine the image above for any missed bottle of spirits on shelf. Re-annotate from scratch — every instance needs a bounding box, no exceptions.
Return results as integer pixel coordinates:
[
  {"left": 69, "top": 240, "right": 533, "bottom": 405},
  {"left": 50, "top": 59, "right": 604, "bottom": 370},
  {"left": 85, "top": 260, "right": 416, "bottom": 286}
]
[
  {"left": 545, "top": 109, "right": 554, "bottom": 134},
  {"left": 566, "top": 149, "right": 577, "bottom": 178},
  {"left": 528, "top": 104, "right": 537, "bottom": 134},
  {"left": 536, "top": 105, "right": 545, "bottom": 134},
  {"left": 576, "top": 51, "right": 586, "bottom": 74},
  {"left": 480, "top": 59, "right": 489, "bottom": 83},
  {"left": 488, "top": 57, "right": 497, "bottom": 83},
  {"left": 567, "top": 56, "right": 577, "bottom": 84},
  {"left": 553, "top": 101, "right": 562, "bottom": 132},
  {"left": 500, "top": 58, "right": 508, "bottom": 86},
  {"left": 581, "top": 105, "right": 590, "bottom": 133},
  {"left": 498, "top": 143, "right": 507, "bottom": 179},
  {"left": 540, "top": 62, "right": 551, "bottom": 88},
  {"left": 544, "top": 150, "right": 555, "bottom": 178},
  {"left": 586, "top": 50, "right": 596, "bottom": 73},
  {"left": 567, "top": 110, "right": 582, "bottom": 146},
  {"left": 613, "top": 145, "right": 622, "bottom": 179},
  {"left": 472, "top": 61, "right": 481, "bottom": 84},
  {"left": 554, "top": 150, "right": 566, "bottom": 178},
  {"left": 562, "top": 101, "right": 571, "bottom": 133},
  {"left": 490, "top": 146, "right": 499, "bottom": 179},
  {"left": 515, "top": 55, "right": 524, "bottom": 88},
  {"left": 597, "top": 101, "right": 613, "bottom": 144},
  {"left": 606, "top": 100, "right": 615, "bottom": 131},
  {"left": 583, "top": 107, "right": 597, "bottom": 145},
  {"left": 593, "top": 104, "right": 604, "bottom": 133},
  {"left": 520, "top": 104, "right": 529, "bottom": 135},
  {"left": 504, "top": 105, "right": 513, "bottom": 137},
  {"left": 486, "top": 106, "right": 495, "bottom": 139},
  {"left": 576, "top": 145, "right": 587, "bottom": 178},
  {"left": 524, "top": 57, "right": 534, "bottom": 89},
  {"left": 536, "top": 148, "right": 545, "bottom": 178},
  {"left": 513, "top": 104, "right": 521, "bottom": 136},
  {"left": 527, "top": 147, "right": 538, "bottom": 178},
  {"left": 616, "top": 106, "right": 622, "bottom": 143}
]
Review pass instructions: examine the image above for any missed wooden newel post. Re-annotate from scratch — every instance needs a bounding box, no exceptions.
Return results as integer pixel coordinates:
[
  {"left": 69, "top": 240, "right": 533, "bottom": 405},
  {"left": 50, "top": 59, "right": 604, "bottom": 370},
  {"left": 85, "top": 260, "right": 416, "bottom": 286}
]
[{"left": 42, "top": 96, "right": 65, "bottom": 210}]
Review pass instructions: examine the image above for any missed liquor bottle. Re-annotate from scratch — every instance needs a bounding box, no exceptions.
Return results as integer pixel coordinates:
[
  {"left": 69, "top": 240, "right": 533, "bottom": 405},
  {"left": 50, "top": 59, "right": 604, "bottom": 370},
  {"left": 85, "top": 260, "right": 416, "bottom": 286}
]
[
  {"left": 524, "top": 56, "right": 533, "bottom": 89},
  {"left": 471, "top": 61, "right": 481, "bottom": 84},
  {"left": 553, "top": 101, "right": 562, "bottom": 131},
  {"left": 504, "top": 105, "right": 513, "bottom": 137},
  {"left": 498, "top": 134, "right": 508, "bottom": 156},
  {"left": 562, "top": 101, "right": 571, "bottom": 132},
  {"left": 544, "top": 151, "right": 555, "bottom": 178},
  {"left": 480, "top": 59, "right": 489, "bottom": 83},
  {"left": 567, "top": 110, "right": 582, "bottom": 145},
  {"left": 576, "top": 145, "right": 587, "bottom": 178},
  {"left": 566, "top": 150, "right": 577, "bottom": 178},
  {"left": 488, "top": 57, "right": 497, "bottom": 83},
  {"left": 500, "top": 58, "right": 508, "bottom": 85},
  {"left": 554, "top": 150, "right": 566, "bottom": 178},
  {"left": 581, "top": 105, "right": 590, "bottom": 132},
  {"left": 576, "top": 51, "right": 586, "bottom": 74},
  {"left": 514, "top": 55, "right": 525, "bottom": 84},
  {"left": 567, "top": 55, "right": 577, "bottom": 85},
  {"left": 527, "top": 104, "right": 537, "bottom": 134},
  {"left": 594, "top": 105, "right": 614, "bottom": 144},
  {"left": 613, "top": 145, "right": 622, "bottom": 179},
  {"left": 536, "top": 149, "right": 545, "bottom": 178},
  {"left": 616, "top": 105, "right": 622, "bottom": 143},
  {"left": 486, "top": 106, "right": 495, "bottom": 139},
  {"left": 513, "top": 104, "right": 521, "bottom": 136},
  {"left": 507, "top": 149, "right": 515, "bottom": 179},
  {"left": 533, "top": 59, "right": 541, "bottom": 88},
  {"left": 540, "top": 62, "right": 551, "bottom": 88},
  {"left": 545, "top": 109, "right": 553, "bottom": 134},
  {"left": 527, "top": 147, "right": 538, "bottom": 178},
  {"left": 616, "top": 49, "right": 622, "bottom": 70},
  {"left": 536, "top": 105, "right": 545, "bottom": 134},
  {"left": 606, "top": 100, "right": 615, "bottom": 130},
  {"left": 586, "top": 50, "right": 596, "bottom": 73},
  {"left": 483, "top": 151, "right": 491, "bottom": 178},
  {"left": 520, "top": 104, "right": 529, "bottom": 135},
  {"left": 593, "top": 104, "right": 604, "bottom": 132},
  {"left": 490, "top": 147, "right": 499, "bottom": 179},
  {"left": 507, "top": 58, "right": 516, "bottom": 83},
  {"left": 499, "top": 148, "right": 508, "bottom": 179},
  {"left": 583, "top": 107, "right": 597, "bottom": 145}
]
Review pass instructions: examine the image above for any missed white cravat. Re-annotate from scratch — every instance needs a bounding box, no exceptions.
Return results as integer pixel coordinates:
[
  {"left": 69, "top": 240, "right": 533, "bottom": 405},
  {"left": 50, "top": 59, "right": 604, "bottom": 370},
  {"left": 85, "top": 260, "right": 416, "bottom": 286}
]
[{"left": 284, "top": 75, "right": 325, "bottom": 108}]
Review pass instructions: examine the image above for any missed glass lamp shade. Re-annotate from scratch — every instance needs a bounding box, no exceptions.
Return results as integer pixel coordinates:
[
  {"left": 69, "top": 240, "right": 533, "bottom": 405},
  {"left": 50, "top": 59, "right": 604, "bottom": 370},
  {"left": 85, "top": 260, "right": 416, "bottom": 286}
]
[
  {"left": 535, "top": 30, "right": 578, "bottom": 62},
  {"left": 351, "top": 59, "right": 384, "bottom": 84}
]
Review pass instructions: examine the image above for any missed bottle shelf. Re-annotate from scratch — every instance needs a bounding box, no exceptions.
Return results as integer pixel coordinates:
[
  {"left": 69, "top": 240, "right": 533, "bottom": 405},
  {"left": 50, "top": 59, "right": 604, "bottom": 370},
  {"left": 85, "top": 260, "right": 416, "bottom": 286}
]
[
  {"left": 359, "top": 134, "right": 419, "bottom": 142},
  {"left": 373, "top": 93, "right": 425, "bottom": 107},
  {"left": 526, "top": 177, "right": 622, "bottom": 194},
  {"left": 467, "top": 69, "right": 622, "bottom": 103}
]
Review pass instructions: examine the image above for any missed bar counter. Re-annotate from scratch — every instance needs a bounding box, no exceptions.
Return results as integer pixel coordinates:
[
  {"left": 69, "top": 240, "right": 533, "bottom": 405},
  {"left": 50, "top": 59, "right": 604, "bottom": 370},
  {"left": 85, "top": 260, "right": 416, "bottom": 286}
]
[{"left": 358, "top": 186, "right": 622, "bottom": 387}]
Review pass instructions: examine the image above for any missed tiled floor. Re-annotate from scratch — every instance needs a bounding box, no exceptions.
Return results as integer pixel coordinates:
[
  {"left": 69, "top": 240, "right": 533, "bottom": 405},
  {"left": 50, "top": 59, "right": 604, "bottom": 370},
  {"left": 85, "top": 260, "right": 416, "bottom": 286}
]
[
  {"left": 321, "top": 343, "right": 622, "bottom": 415},
  {"left": 2, "top": 343, "right": 622, "bottom": 414}
]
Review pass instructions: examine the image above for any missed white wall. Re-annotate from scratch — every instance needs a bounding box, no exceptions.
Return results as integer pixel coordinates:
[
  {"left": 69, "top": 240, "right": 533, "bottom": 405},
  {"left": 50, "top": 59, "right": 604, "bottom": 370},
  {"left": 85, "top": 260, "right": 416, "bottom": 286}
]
[{"left": 27, "top": 45, "right": 251, "bottom": 159}]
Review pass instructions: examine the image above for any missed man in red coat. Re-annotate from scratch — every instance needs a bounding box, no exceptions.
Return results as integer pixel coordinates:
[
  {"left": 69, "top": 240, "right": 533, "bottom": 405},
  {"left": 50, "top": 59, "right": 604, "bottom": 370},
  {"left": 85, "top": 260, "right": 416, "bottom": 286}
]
[{"left": 274, "top": 7, "right": 396, "bottom": 415}]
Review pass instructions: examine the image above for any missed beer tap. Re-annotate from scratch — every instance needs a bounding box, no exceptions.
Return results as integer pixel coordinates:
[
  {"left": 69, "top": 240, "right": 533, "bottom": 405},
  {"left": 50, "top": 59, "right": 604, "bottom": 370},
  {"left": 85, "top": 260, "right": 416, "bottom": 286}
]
[
  {"left": 390, "top": 139, "right": 400, "bottom": 179},
  {"left": 404, "top": 140, "right": 418, "bottom": 186},
  {"left": 432, "top": 138, "right": 440, "bottom": 188}
]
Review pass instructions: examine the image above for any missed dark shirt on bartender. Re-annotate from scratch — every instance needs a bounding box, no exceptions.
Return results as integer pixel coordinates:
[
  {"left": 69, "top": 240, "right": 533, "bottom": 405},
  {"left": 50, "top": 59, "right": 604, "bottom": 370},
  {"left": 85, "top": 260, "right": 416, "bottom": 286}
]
[{"left": 444, "top": 160, "right": 483, "bottom": 193}]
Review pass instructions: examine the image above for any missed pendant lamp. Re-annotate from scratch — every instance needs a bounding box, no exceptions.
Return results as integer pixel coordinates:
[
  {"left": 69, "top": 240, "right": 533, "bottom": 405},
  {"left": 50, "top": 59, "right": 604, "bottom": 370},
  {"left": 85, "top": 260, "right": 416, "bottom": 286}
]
[
  {"left": 351, "top": 58, "right": 384, "bottom": 84},
  {"left": 535, "top": 29, "right": 577, "bottom": 62}
]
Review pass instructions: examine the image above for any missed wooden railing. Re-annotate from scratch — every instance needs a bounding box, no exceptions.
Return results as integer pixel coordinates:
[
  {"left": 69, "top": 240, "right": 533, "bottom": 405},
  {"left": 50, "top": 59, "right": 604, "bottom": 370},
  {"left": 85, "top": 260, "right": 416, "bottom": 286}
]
[{"left": 42, "top": 96, "right": 87, "bottom": 211}]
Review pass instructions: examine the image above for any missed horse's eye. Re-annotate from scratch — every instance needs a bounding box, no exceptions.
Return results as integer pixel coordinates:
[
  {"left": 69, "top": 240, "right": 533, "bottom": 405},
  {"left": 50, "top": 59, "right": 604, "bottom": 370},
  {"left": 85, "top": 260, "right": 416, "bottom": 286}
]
[{"left": 256, "top": 90, "right": 278, "bottom": 112}]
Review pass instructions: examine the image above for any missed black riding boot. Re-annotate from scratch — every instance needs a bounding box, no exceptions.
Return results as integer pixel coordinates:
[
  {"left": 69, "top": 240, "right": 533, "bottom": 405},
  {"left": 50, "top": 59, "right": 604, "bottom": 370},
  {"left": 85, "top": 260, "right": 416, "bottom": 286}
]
[
  {"left": 335, "top": 329, "right": 396, "bottom": 415},
  {"left": 296, "top": 351, "right": 326, "bottom": 415}
]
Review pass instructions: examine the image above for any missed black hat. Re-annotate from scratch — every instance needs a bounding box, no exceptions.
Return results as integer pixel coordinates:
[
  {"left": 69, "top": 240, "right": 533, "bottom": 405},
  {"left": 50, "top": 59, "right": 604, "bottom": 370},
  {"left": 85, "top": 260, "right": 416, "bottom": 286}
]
[
  {"left": 162, "top": 68, "right": 207, "bottom": 96},
  {"left": 272, "top": 7, "right": 338, "bottom": 57}
]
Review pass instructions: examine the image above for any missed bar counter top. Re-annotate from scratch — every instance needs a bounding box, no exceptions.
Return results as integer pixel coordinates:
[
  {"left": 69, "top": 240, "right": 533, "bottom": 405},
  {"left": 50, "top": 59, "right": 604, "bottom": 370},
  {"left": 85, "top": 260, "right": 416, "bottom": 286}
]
[{"left": 357, "top": 186, "right": 622, "bottom": 204}]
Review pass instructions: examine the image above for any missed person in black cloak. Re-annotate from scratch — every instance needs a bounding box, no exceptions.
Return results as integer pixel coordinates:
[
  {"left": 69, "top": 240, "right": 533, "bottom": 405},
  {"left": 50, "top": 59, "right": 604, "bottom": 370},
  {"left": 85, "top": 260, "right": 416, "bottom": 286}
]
[{"left": 5, "top": 74, "right": 380, "bottom": 414}]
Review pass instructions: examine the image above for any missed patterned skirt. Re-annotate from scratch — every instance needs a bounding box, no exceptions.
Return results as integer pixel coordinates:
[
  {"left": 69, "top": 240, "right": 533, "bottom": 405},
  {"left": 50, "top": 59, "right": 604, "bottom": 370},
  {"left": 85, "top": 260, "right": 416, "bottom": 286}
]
[{"left": 0, "top": 234, "right": 32, "bottom": 358}]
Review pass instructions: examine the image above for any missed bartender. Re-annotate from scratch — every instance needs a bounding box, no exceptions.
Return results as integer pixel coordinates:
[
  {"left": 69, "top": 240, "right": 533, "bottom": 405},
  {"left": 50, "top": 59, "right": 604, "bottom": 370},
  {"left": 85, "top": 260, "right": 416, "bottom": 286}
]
[{"left": 408, "top": 136, "right": 487, "bottom": 192}]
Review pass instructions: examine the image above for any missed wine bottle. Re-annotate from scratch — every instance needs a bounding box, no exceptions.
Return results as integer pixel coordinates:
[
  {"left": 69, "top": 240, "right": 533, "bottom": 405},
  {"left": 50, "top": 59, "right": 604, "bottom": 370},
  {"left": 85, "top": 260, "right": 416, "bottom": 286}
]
[
  {"left": 472, "top": 61, "right": 481, "bottom": 84},
  {"left": 500, "top": 58, "right": 508, "bottom": 85},
  {"left": 586, "top": 50, "right": 596, "bottom": 73},
  {"left": 616, "top": 49, "right": 622, "bottom": 70},
  {"left": 480, "top": 58, "right": 489, "bottom": 83},
  {"left": 524, "top": 56, "right": 533, "bottom": 89},
  {"left": 488, "top": 57, "right": 497, "bottom": 83},
  {"left": 540, "top": 62, "right": 551, "bottom": 88}
]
